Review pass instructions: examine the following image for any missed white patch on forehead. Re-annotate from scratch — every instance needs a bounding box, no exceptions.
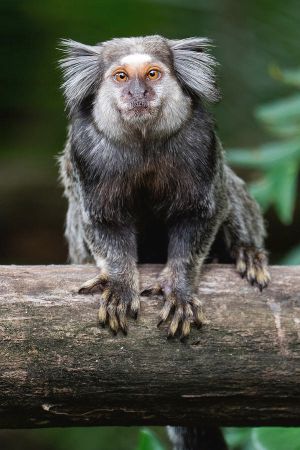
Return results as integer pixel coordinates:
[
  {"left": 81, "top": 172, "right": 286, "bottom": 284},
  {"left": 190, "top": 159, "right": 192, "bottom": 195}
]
[{"left": 120, "top": 53, "right": 152, "bottom": 66}]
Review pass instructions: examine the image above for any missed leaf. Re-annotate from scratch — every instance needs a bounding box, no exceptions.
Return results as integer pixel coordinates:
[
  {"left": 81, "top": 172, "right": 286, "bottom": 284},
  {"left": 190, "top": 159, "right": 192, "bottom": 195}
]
[
  {"left": 248, "top": 162, "right": 298, "bottom": 224},
  {"left": 263, "top": 122, "right": 300, "bottom": 139},
  {"left": 251, "top": 427, "right": 300, "bottom": 450},
  {"left": 227, "top": 139, "right": 300, "bottom": 170},
  {"left": 223, "top": 427, "right": 252, "bottom": 449},
  {"left": 136, "top": 428, "right": 166, "bottom": 450},
  {"left": 255, "top": 94, "right": 300, "bottom": 127},
  {"left": 281, "top": 243, "right": 300, "bottom": 265},
  {"left": 281, "top": 68, "right": 300, "bottom": 88},
  {"left": 249, "top": 176, "right": 274, "bottom": 211},
  {"left": 271, "top": 162, "right": 298, "bottom": 224},
  {"left": 249, "top": 162, "right": 298, "bottom": 224},
  {"left": 269, "top": 64, "right": 300, "bottom": 88}
]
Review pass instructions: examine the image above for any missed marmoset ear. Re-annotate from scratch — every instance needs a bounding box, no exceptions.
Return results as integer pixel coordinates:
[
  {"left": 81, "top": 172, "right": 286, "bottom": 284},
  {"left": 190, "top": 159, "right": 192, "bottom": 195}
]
[
  {"left": 59, "top": 39, "right": 103, "bottom": 113},
  {"left": 169, "top": 37, "right": 220, "bottom": 102}
]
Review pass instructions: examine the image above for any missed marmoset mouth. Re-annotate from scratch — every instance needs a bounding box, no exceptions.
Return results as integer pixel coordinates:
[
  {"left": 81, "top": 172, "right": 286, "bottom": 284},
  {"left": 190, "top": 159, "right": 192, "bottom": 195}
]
[
  {"left": 119, "top": 100, "right": 158, "bottom": 120},
  {"left": 128, "top": 100, "right": 149, "bottom": 111}
]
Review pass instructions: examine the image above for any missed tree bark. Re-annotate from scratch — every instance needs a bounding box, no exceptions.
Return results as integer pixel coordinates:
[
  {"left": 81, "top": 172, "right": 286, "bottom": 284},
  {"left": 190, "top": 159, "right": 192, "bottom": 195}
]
[{"left": 0, "top": 264, "right": 299, "bottom": 428}]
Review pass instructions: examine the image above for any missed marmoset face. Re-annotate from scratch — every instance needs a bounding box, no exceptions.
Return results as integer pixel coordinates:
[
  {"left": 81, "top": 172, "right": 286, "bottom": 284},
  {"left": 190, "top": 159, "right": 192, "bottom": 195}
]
[
  {"left": 60, "top": 35, "right": 219, "bottom": 141},
  {"left": 93, "top": 48, "right": 192, "bottom": 139}
]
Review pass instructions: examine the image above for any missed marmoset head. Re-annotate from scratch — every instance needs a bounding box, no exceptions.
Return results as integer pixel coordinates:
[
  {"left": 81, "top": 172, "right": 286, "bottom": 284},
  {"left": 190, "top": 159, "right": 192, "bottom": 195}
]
[{"left": 59, "top": 35, "right": 219, "bottom": 141}]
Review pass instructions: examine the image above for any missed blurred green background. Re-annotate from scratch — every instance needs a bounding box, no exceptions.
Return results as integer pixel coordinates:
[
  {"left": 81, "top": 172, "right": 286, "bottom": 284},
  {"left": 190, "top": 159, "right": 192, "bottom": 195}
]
[
  {"left": 1, "top": 0, "right": 300, "bottom": 449},
  {"left": 1, "top": 0, "right": 300, "bottom": 265}
]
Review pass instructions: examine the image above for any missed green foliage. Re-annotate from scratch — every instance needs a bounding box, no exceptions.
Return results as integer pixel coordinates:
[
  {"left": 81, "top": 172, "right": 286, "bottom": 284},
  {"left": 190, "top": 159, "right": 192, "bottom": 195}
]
[
  {"left": 224, "top": 427, "right": 300, "bottom": 450},
  {"left": 224, "top": 428, "right": 252, "bottom": 449},
  {"left": 136, "top": 428, "right": 166, "bottom": 450},
  {"left": 24, "top": 427, "right": 140, "bottom": 450},
  {"left": 227, "top": 67, "right": 300, "bottom": 227},
  {"left": 252, "top": 428, "right": 300, "bottom": 450},
  {"left": 1, "top": 427, "right": 170, "bottom": 450}
]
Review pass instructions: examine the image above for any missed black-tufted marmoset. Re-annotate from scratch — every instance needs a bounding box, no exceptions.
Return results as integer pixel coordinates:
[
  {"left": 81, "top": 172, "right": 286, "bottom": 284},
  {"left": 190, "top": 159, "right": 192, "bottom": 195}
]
[{"left": 58, "top": 35, "right": 270, "bottom": 450}]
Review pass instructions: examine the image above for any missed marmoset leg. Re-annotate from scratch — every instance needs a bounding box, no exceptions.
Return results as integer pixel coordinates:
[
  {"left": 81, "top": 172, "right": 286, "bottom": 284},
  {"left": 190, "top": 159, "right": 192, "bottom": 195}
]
[
  {"left": 142, "top": 213, "right": 222, "bottom": 339},
  {"left": 168, "top": 426, "right": 228, "bottom": 450},
  {"left": 65, "top": 199, "right": 93, "bottom": 264},
  {"left": 79, "top": 219, "right": 140, "bottom": 334},
  {"left": 223, "top": 167, "right": 270, "bottom": 290}
]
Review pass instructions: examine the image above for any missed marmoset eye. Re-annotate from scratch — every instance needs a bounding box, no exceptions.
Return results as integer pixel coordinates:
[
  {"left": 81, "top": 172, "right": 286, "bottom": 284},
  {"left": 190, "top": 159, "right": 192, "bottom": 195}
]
[
  {"left": 114, "top": 72, "right": 128, "bottom": 82},
  {"left": 147, "top": 69, "right": 161, "bottom": 80}
]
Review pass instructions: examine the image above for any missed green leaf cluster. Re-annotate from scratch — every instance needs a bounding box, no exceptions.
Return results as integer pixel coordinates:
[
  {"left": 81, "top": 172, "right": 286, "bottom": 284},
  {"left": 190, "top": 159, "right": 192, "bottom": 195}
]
[
  {"left": 134, "top": 427, "right": 300, "bottom": 450},
  {"left": 227, "top": 67, "right": 300, "bottom": 264},
  {"left": 227, "top": 67, "right": 300, "bottom": 226},
  {"left": 136, "top": 428, "right": 166, "bottom": 450},
  {"left": 224, "top": 427, "right": 300, "bottom": 450}
]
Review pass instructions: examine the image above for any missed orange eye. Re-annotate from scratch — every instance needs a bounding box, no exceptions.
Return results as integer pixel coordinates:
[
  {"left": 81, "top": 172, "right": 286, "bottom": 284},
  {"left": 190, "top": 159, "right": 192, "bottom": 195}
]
[
  {"left": 147, "top": 69, "right": 161, "bottom": 80},
  {"left": 114, "top": 72, "right": 128, "bottom": 82}
]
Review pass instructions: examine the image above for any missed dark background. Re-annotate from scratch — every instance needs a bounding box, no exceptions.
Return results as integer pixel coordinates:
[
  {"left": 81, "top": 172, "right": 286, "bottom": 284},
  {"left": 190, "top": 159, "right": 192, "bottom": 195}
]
[
  {"left": 1, "top": 0, "right": 300, "bottom": 266},
  {"left": 1, "top": 0, "right": 300, "bottom": 449}
]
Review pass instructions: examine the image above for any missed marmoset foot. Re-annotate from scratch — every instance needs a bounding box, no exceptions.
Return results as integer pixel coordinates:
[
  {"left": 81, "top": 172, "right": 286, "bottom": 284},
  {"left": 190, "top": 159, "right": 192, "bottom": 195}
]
[
  {"left": 235, "top": 246, "right": 270, "bottom": 291},
  {"left": 79, "top": 274, "right": 140, "bottom": 334},
  {"left": 141, "top": 282, "right": 204, "bottom": 340}
]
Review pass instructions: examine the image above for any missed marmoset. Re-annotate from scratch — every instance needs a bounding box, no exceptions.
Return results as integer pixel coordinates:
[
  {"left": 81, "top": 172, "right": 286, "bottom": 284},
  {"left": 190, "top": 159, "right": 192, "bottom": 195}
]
[
  {"left": 59, "top": 35, "right": 270, "bottom": 338},
  {"left": 58, "top": 34, "right": 270, "bottom": 450}
]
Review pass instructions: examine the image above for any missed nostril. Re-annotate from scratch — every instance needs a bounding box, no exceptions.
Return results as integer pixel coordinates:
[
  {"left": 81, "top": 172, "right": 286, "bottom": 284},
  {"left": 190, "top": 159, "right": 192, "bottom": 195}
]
[{"left": 143, "top": 89, "right": 148, "bottom": 98}]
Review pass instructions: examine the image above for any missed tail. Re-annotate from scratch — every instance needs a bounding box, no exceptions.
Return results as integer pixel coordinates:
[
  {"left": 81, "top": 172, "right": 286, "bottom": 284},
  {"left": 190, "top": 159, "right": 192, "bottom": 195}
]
[{"left": 167, "top": 426, "right": 228, "bottom": 450}]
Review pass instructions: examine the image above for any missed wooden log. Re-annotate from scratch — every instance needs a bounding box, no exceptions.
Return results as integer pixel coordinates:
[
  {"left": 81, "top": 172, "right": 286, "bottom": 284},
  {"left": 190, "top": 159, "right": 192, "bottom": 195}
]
[{"left": 0, "top": 264, "right": 299, "bottom": 428}]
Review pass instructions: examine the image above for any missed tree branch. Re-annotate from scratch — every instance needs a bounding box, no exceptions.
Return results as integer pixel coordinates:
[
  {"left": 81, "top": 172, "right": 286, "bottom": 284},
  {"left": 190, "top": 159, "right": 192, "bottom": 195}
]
[{"left": 0, "top": 264, "right": 299, "bottom": 428}]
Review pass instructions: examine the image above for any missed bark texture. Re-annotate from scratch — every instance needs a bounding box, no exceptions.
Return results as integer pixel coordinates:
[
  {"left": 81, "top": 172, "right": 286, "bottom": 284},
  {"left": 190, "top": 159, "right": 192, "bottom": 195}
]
[{"left": 0, "top": 264, "right": 299, "bottom": 428}]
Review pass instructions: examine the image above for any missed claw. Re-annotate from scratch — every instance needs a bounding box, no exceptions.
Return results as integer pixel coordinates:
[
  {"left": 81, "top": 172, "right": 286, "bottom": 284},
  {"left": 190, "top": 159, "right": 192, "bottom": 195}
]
[
  {"left": 119, "top": 318, "right": 128, "bottom": 335},
  {"left": 98, "top": 301, "right": 108, "bottom": 324},
  {"left": 191, "top": 297, "right": 204, "bottom": 327},
  {"left": 159, "top": 299, "right": 174, "bottom": 322},
  {"left": 157, "top": 319, "right": 163, "bottom": 328},
  {"left": 140, "top": 285, "right": 163, "bottom": 296},
  {"left": 108, "top": 315, "right": 119, "bottom": 333},
  {"left": 181, "top": 319, "right": 191, "bottom": 339},
  {"left": 168, "top": 305, "right": 183, "bottom": 337},
  {"left": 131, "top": 310, "right": 138, "bottom": 320},
  {"left": 79, "top": 274, "right": 108, "bottom": 294},
  {"left": 130, "top": 296, "right": 140, "bottom": 318},
  {"left": 117, "top": 301, "right": 128, "bottom": 334},
  {"left": 140, "top": 287, "right": 153, "bottom": 296},
  {"left": 256, "top": 266, "right": 271, "bottom": 292},
  {"left": 235, "top": 246, "right": 270, "bottom": 290},
  {"left": 236, "top": 260, "right": 246, "bottom": 276}
]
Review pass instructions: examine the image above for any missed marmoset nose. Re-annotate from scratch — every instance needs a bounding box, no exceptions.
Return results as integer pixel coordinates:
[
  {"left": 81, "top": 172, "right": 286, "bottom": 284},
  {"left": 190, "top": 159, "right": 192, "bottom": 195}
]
[{"left": 127, "top": 80, "right": 148, "bottom": 98}]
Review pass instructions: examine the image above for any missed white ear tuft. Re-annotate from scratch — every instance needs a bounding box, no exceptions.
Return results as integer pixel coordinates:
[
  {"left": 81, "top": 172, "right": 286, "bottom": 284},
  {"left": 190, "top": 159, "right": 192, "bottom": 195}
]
[
  {"left": 169, "top": 37, "right": 220, "bottom": 102},
  {"left": 59, "top": 39, "right": 102, "bottom": 113}
]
